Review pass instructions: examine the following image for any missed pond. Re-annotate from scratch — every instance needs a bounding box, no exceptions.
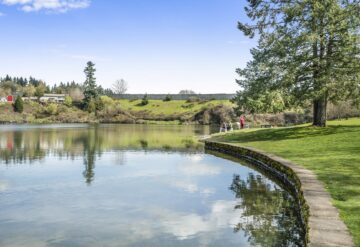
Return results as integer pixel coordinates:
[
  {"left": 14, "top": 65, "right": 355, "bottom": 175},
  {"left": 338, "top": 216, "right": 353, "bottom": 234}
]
[{"left": 0, "top": 124, "right": 305, "bottom": 247}]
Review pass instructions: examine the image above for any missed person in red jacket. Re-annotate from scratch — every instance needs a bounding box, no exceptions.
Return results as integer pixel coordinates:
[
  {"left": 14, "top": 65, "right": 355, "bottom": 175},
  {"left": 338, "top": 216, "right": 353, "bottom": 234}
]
[{"left": 240, "top": 115, "right": 245, "bottom": 129}]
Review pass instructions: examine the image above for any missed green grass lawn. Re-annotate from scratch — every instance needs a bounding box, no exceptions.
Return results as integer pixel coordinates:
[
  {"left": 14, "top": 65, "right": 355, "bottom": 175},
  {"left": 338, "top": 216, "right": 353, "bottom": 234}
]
[
  {"left": 117, "top": 99, "right": 234, "bottom": 115},
  {"left": 211, "top": 118, "right": 360, "bottom": 246}
]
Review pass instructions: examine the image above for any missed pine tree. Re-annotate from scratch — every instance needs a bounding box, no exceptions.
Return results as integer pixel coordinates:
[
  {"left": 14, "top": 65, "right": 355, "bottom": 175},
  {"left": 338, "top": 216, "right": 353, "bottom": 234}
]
[
  {"left": 83, "top": 61, "right": 98, "bottom": 106},
  {"left": 236, "top": 0, "right": 360, "bottom": 127},
  {"left": 13, "top": 96, "right": 24, "bottom": 113},
  {"left": 141, "top": 94, "right": 149, "bottom": 106}
]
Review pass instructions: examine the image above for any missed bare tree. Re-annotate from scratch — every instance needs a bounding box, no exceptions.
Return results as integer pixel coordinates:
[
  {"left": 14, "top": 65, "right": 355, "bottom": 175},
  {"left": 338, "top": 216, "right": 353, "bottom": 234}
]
[
  {"left": 69, "top": 87, "right": 85, "bottom": 102},
  {"left": 113, "top": 79, "right": 128, "bottom": 94},
  {"left": 179, "top": 89, "right": 196, "bottom": 95}
]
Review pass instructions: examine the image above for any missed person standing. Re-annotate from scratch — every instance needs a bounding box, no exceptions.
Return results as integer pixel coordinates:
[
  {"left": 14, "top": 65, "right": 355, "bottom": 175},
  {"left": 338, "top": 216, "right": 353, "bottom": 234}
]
[{"left": 240, "top": 115, "right": 245, "bottom": 129}]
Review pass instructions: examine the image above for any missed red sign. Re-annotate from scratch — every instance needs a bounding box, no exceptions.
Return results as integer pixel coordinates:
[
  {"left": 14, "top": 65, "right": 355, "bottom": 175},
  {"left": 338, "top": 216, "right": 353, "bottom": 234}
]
[{"left": 7, "top": 95, "right": 13, "bottom": 102}]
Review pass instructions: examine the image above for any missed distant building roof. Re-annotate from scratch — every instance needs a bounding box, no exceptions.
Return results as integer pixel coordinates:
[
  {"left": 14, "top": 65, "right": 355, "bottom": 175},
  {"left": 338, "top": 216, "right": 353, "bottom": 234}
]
[{"left": 43, "top": 94, "right": 66, "bottom": 97}]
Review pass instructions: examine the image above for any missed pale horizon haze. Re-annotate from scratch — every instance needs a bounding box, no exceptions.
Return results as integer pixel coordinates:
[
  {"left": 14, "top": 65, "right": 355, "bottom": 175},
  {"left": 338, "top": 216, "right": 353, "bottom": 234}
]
[{"left": 0, "top": 0, "right": 255, "bottom": 93}]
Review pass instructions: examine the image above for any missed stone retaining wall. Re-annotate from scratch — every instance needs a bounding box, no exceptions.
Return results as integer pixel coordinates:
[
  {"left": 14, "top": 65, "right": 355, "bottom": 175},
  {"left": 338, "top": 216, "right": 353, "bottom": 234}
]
[{"left": 205, "top": 141, "right": 355, "bottom": 247}]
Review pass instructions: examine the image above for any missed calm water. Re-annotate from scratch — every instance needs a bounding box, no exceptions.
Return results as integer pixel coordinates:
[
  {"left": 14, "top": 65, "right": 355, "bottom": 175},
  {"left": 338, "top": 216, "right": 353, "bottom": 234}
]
[{"left": 0, "top": 124, "right": 305, "bottom": 247}]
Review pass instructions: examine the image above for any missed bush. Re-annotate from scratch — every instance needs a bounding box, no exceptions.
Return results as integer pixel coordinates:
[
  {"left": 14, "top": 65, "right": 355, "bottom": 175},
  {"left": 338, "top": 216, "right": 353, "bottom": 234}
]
[
  {"left": 13, "top": 96, "right": 24, "bottom": 113},
  {"left": 181, "top": 103, "right": 194, "bottom": 109},
  {"left": 87, "top": 99, "right": 96, "bottom": 113},
  {"left": 140, "top": 94, "right": 149, "bottom": 106},
  {"left": 193, "top": 104, "right": 235, "bottom": 124},
  {"left": 64, "top": 96, "right": 73, "bottom": 107},
  {"left": 99, "top": 96, "right": 114, "bottom": 105},
  {"left": 327, "top": 101, "right": 360, "bottom": 120},
  {"left": 45, "top": 103, "right": 58, "bottom": 115},
  {"left": 57, "top": 104, "right": 69, "bottom": 114},
  {"left": 163, "top": 95, "right": 172, "bottom": 102},
  {"left": 186, "top": 96, "right": 200, "bottom": 103},
  {"left": 96, "top": 98, "right": 105, "bottom": 111}
]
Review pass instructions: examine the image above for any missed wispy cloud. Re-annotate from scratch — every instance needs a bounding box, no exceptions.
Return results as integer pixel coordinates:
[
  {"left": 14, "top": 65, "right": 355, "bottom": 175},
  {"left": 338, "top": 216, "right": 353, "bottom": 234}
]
[
  {"left": 1, "top": 0, "right": 90, "bottom": 13},
  {"left": 45, "top": 47, "right": 108, "bottom": 62},
  {"left": 0, "top": 12, "right": 6, "bottom": 16}
]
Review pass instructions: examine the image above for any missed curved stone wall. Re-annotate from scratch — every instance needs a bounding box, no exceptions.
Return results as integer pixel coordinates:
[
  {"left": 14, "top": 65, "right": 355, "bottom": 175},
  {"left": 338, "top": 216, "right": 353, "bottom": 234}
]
[{"left": 205, "top": 141, "right": 354, "bottom": 247}]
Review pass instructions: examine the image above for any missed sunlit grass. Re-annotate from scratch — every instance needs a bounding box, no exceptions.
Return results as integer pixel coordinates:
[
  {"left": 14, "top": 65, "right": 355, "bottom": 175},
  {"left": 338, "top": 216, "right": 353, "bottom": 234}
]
[
  {"left": 211, "top": 118, "right": 360, "bottom": 246},
  {"left": 118, "top": 99, "right": 234, "bottom": 115}
]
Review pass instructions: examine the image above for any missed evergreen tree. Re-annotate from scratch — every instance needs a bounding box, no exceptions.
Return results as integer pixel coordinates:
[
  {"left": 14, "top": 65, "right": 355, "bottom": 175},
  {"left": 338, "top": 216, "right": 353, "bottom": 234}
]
[
  {"left": 141, "top": 94, "right": 149, "bottom": 106},
  {"left": 83, "top": 61, "right": 98, "bottom": 105},
  {"left": 163, "top": 94, "right": 172, "bottom": 102},
  {"left": 235, "top": 0, "right": 360, "bottom": 126},
  {"left": 13, "top": 96, "right": 24, "bottom": 113}
]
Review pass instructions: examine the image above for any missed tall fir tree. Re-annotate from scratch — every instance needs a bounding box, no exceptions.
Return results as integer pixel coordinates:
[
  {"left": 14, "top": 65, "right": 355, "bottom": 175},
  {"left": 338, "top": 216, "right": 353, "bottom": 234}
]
[
  {"left": 83, "top": 61, "right": 98, "bottom": 106},
  {"left": 235, "top": 0, "right": 360, "bottom": 126}
]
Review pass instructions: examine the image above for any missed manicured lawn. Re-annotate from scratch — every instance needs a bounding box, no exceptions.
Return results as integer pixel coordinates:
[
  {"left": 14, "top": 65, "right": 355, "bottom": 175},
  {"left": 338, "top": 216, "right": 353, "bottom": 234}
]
[{"left": 211, "top": 118, "right": 360, "bottom": 246}]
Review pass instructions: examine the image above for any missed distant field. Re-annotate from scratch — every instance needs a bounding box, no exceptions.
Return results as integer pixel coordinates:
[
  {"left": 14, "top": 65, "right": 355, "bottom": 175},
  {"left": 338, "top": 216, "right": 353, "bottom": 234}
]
[
  {"left": 211, "top": 118, "right": 360, "bottom": 246},
  {"left": 117, "top": 99, "right": 234, "bottom": 115}
]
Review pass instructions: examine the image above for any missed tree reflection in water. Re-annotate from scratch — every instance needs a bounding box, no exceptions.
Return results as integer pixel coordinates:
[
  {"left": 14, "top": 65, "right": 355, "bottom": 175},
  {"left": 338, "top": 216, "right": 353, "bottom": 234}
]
[
  {"left": 75, "top": 127, "right": 104, "bottom": 185},
  {"left": 0, "top": 125, "right": 206, "bottom": 184},
  {"left": 230, "top": 174, "right": 305, "bottom": 247}
]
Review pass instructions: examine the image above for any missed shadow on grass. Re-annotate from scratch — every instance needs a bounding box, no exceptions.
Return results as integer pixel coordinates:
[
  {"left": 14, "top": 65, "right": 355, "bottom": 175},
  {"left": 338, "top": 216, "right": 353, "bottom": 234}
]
[
  {"left": 218, "top": 126, "right": 360, "bottom": 143},
  {"left": 317, "top": 172, "right": 360, "bottom": 202}
]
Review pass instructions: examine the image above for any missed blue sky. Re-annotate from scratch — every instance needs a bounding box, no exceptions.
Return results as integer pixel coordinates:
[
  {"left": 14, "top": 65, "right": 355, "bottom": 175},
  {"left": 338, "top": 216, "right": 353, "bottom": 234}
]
[{"left": 0, "top": 0, "right": 255, "bottom": 93}]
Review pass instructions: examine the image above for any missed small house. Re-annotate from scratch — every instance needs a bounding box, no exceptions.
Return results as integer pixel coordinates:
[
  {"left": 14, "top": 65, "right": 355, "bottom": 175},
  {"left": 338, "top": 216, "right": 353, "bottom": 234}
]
[
  {"left": 0, "top": 95, "right": 14, "bottom": 103},
  {"left": 40, "top": 94, "right": 66, "bottom": 103},
  {"left": 7, "top": 95, "right": 14, "bottom": 103}
]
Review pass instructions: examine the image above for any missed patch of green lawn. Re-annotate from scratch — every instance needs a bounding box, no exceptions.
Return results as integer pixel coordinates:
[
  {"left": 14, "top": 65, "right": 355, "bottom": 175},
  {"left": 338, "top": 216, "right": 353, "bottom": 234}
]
[{"left": 211, "top": 118, "right": 360, "bottom": 246}]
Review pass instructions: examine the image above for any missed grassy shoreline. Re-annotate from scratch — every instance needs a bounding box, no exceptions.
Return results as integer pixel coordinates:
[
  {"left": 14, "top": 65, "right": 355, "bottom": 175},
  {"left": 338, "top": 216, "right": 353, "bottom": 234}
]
[{"left": 209, "top": 118, "right": 360, "bottom": 246}]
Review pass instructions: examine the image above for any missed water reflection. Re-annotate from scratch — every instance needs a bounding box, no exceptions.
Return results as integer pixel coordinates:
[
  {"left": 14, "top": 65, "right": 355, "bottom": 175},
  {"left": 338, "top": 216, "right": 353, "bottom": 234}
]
[
  {"left": 0, "top": 124, "right": 209, "bottom": 184},
  {"left": 0, "top": 124, "right": 305, "bottom": 246},
  {"left": 230, "top": 174, "right": 305, "bottom": 247}
]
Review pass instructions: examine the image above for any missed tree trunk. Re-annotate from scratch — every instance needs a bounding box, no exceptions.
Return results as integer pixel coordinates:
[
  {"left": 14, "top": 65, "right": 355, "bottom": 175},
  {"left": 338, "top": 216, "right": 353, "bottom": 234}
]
[{"left": 313, "top": 95, "right": 327, "bottom": 127}]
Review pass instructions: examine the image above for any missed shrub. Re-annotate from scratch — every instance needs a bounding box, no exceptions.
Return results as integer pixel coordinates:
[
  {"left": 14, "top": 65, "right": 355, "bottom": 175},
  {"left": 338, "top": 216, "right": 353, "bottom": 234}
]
[
  {"left": 13, "top": 96, "right": 24, "bottom": 113},
  {"left": 64, "top": 96, "right": 73, "bottom": 107},
  {"left": 186, "top": 96, "right": 200, "bottom": 103},
  {"left": 57, "top": 105, "right": 68, "bottom": 114},
  {"left": 46, "top": 103, "right": 58, "bottom": 115},
  {"left": 140, "top": 94, "right": 149, "bottom": 106},
  {"left": 87, "top": 99, "right": 96, "bottom": 113},
  {"left": 181, "top": 103, "right": 194, "bottom": 109},
  {"left": 96, "top": 98, "right": 105, "bottom": 111},
  {"left": 99, "top": 95, "right": 114, "bottom": 105},
  {"left": 163, "top": 95, "right": 172, "bottom": 102}
]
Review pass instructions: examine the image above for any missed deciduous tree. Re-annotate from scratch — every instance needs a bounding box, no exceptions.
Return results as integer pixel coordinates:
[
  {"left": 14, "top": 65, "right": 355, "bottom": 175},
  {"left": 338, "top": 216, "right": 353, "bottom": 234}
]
[{"left": 112, "top": 79, "right": 128, "bottom": 94}]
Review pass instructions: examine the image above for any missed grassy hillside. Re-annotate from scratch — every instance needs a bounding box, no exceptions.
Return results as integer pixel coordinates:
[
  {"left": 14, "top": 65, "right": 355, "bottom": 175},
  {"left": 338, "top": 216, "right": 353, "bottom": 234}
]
[
  {"left": 211, "top": 118, "right": 360, "bottom": 246},
  {"left": 117, "top": 99, "right": 234, "bottom": 115},
  {"left": 0, "top": 99, "right": 234, "bottom": 124}
]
